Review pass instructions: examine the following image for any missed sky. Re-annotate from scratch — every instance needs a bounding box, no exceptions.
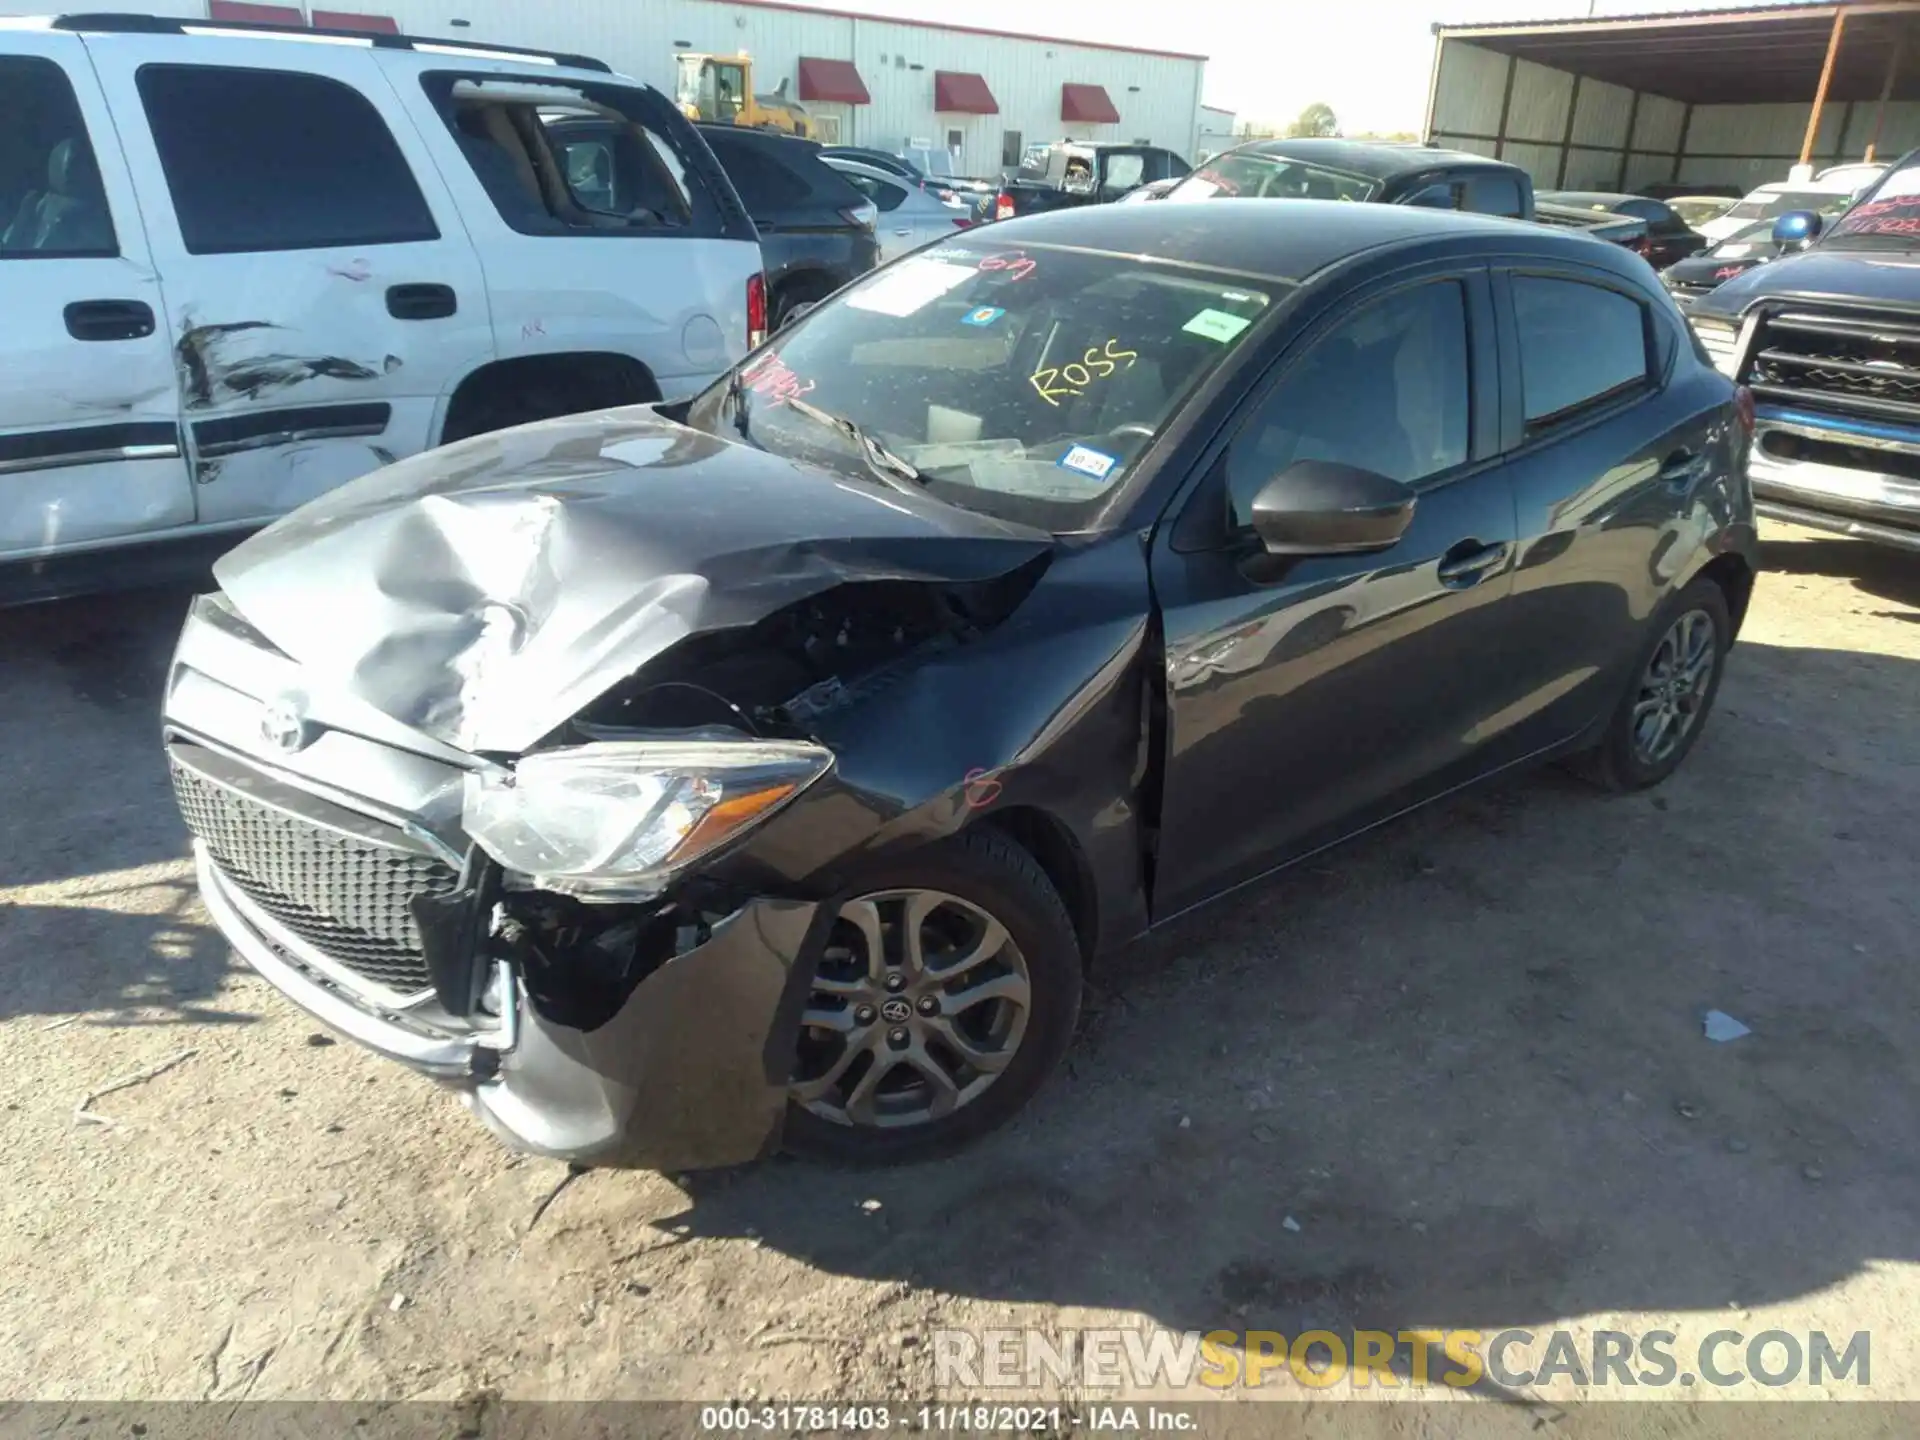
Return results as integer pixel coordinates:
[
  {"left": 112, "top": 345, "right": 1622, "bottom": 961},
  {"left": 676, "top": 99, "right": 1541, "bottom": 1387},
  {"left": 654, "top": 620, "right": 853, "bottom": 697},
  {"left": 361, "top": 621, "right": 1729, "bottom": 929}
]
[{"left": 773, "top": 0, "right": 1812, "bottom": 136}]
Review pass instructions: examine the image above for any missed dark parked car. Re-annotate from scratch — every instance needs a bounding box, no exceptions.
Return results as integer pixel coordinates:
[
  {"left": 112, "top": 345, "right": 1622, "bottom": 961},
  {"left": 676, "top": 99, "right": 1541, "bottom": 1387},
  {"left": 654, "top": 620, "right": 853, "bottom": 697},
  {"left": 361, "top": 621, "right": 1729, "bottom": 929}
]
[
  {"left": 1163, "top": 138, "right": 1534, "bottom": 218},
  {"left": 695, "top": 124, "right": 880, "bottom": 325},
  {"left": 167, "top": 200, "right": 1757, "bottom": 1170},
  {"left": 1688, "top": 146, "right": 1920, "bottom": 552},
  {"left": 1534, "top": 199, "right": 1650, "bottom": 251},
  {"left": 1660, "top": 219, "right": 1781, "bottom": 304},
  {"left": 1540, "top": 190, "right": 1705, "bottom": 268},
  {"left": 991, "top": 140, "right": 1191, "bottom": 219}
]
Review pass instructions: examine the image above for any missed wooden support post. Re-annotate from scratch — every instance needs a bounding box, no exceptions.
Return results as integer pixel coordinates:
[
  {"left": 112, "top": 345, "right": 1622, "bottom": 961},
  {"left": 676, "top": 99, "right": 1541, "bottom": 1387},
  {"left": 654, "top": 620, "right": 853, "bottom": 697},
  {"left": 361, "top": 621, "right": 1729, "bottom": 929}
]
[
  {"left": 1867, "top": 27, "right": 1907, "bottom": 161},
  {"left": 1800, "top": 8, "right": 1848, "bottom": 166},
  {"left": 1671, "top": 101, "right": 1694, "bottom": 183},
  {"left": 1555, "top": 74, "right": 1583, "bottom": 186}
]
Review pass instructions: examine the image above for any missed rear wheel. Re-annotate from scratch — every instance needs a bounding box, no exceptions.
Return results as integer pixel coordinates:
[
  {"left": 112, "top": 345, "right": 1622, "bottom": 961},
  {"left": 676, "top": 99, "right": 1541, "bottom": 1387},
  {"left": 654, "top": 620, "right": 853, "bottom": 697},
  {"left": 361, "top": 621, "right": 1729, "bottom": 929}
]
[
  {"left": 1569, "top": 576, "right": 1731, "bottom": 791},
  {"left": 783, "top": 829, "right": 1082, "bottom": 1164}
]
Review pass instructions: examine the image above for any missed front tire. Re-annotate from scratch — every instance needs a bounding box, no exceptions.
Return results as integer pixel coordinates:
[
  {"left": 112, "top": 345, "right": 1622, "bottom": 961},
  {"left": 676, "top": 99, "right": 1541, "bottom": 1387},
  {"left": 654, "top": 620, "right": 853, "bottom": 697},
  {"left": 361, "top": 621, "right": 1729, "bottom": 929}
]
[
  {"left": 783, "top": 828, "right": 1083, "bottom": 1165},
  {"left": 1570, "top": 575, "right": 1732, "bottom": 792}
]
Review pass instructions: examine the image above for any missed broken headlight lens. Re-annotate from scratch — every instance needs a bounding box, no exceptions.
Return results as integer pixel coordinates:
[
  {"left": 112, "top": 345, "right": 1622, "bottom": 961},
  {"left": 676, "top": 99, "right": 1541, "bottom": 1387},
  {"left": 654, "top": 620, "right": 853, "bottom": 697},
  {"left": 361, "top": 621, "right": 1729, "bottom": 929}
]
[{"left": 462, "top": 740, "right": 833, "bottom": 901}]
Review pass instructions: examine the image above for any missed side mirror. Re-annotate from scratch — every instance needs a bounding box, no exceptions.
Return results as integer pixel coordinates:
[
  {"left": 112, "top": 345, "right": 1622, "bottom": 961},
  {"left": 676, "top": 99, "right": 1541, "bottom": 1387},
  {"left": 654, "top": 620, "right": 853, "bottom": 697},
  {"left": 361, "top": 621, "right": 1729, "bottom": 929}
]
[
  {"left": 1249, "top": 460, "right": 1416, "bottom": 556},
  {"left": 1772, "top": 210, "right": 1822, "bottom": 248}
]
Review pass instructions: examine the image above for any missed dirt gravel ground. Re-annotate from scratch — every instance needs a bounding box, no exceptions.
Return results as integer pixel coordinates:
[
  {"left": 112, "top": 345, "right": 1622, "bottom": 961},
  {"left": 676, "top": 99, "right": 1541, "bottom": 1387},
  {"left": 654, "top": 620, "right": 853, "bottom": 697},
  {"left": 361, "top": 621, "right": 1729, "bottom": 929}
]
[{"left": 2, "top": 523, "right": 1916, "bottom": 1413}]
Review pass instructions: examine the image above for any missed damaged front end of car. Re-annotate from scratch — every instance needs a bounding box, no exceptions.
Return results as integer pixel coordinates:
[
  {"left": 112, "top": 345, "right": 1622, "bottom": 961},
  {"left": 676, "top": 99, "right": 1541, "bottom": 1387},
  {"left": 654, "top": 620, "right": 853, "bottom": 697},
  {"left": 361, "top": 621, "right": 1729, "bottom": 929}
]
[{"left": 164, "top": 408, "right": 1110, "bottom": 1169}]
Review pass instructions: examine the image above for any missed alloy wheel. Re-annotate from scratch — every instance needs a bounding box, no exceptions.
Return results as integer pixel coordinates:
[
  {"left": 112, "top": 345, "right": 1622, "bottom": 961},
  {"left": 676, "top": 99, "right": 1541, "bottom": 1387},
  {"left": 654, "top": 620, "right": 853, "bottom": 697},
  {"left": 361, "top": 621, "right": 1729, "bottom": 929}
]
[
  {"left": 1631, "top": 608, "right": 1718, "bottom": 766},
  {"left": 791, "top": 889, "right": 1032, "bottom": 1129}
]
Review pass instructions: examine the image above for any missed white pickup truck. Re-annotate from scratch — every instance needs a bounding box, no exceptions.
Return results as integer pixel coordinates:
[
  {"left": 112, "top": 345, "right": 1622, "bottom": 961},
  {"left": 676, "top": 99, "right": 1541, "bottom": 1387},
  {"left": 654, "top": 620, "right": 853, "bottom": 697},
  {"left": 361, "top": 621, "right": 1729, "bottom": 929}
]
[{"left": 0, "top": 13, "right": 766, "bottom": 602}]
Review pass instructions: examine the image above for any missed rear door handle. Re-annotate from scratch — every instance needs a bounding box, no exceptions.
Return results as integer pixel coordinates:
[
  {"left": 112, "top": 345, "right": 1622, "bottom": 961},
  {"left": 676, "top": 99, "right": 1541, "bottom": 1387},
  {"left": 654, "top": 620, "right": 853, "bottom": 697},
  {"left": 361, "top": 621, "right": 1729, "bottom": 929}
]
[
  {"left": 386, "top": 283, "right": 457, "bottom": 320},
  {"left": 1659, "top": 449, "right": 1711, "bottom": 487},
  {"left": 64, "top": 299, "right": 155, "bottom": 341},
  {"left": 1437, "top": 538, "right": 1511, "bottom": 588},
  {"left": 893, "top": 227, "right": 912, "bottom": 235}
]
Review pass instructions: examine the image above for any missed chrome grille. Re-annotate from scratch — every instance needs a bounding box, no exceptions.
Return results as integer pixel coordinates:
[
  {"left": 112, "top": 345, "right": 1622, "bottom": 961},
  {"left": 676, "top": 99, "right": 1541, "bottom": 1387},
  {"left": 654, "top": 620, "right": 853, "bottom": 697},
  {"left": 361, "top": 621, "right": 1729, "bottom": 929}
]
[
  {"left": 172, "top": 756, "right": 458, "bottom": 995},
  {"left": 1748, "top": 308, "right": 1920, "bottom": 422}
]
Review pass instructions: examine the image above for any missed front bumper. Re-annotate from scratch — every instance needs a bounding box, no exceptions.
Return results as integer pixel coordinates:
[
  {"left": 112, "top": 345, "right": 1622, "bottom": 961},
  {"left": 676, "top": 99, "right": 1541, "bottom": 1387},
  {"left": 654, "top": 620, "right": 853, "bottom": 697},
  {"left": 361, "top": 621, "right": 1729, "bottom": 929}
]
[
  {"left": 1750, "top": 411, "right": 1920, "bottom": 546},
  {"left": 199, "top": 840, "right": 820, "bottom": 1168}
]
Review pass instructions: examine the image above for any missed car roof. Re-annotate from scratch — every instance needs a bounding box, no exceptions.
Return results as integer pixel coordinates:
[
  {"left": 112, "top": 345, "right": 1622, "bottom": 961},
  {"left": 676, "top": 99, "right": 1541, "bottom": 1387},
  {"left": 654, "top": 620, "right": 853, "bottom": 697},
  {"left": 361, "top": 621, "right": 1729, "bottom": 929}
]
[
  {"left": 695, "top": 122, "right": 822, "bottom": 153},
  {"left": 1748, "top": 179, "right": 1854, "bottom": 195},
  {"left": 1231, "top": 138, "right": 1518, "bottom": 180},
  {"left": 983, "top": 198, "right": 1623, "bottom": 285}
]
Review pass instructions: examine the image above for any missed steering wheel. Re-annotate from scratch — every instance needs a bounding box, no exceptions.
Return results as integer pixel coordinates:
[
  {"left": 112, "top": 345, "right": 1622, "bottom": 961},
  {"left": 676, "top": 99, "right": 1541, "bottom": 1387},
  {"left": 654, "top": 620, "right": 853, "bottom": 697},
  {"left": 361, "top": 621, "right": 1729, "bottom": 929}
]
[{"left": 1101, "top": 422, "right": 1157, "bottom": 450}]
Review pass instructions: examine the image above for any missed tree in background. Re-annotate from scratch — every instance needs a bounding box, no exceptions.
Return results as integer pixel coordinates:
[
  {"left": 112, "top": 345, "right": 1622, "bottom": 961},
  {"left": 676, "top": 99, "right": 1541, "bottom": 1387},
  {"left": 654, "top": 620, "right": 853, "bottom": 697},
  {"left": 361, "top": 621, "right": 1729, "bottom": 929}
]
[{"left": 1285, "top": 102, "right": 1339, "bottom": 138}]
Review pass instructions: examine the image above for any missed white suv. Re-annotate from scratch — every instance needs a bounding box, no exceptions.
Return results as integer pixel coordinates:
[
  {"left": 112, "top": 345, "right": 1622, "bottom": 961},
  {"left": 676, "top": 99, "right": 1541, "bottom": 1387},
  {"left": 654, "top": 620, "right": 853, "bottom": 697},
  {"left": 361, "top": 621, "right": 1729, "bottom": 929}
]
[{"left": 0, "top": 13, "right": 765, "bottom": 601}]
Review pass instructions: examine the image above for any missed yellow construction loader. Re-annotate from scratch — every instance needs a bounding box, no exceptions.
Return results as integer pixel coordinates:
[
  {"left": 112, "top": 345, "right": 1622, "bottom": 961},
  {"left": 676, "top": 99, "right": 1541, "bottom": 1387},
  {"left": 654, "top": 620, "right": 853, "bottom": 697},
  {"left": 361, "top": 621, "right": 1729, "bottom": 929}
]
[{"left": 673, "top": 53, "right": 809, "bottom": 137}]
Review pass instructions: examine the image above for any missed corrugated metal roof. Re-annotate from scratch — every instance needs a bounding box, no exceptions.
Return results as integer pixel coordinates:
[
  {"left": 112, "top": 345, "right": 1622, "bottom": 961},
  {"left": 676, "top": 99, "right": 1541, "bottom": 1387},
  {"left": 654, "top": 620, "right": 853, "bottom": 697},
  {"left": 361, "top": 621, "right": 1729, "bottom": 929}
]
[{"left": 1434, "top": 0, "right": 1920, "bottom": 105}]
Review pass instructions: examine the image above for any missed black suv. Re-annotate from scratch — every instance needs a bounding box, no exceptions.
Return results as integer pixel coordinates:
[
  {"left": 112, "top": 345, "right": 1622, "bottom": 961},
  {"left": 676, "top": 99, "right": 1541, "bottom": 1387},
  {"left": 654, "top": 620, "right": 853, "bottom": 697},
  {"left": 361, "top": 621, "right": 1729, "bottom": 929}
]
[{"left": 696, "top": 125, "right": 881, "bottom": 325}]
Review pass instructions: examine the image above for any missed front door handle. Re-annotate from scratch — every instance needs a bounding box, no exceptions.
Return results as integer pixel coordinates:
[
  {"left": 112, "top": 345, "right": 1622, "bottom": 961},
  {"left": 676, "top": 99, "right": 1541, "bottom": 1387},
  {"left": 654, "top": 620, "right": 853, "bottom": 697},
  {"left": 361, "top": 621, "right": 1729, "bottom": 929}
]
[
  {"left": 1437, "top": 538, "right": 1511, "bottom": 588},
  {"left": 1659, "top": 449, "right": 1711, "bottom": 488},
  {"left": 386, "top": 283, "right": 457, "bottom": 320},
  {"left": 64, "top": 299, "right": 155, "bottom": 341},
  {"left": 893, "top": 227, "right": 912, "bottom": 236}
]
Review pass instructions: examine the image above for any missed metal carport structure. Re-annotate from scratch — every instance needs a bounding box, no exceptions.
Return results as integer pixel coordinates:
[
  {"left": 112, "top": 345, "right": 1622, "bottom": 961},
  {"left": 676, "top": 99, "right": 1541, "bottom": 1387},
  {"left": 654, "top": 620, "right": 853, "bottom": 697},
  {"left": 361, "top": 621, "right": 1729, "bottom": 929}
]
[{"left": 1425, "top": 1, "right": 1920, "bottom": 192}]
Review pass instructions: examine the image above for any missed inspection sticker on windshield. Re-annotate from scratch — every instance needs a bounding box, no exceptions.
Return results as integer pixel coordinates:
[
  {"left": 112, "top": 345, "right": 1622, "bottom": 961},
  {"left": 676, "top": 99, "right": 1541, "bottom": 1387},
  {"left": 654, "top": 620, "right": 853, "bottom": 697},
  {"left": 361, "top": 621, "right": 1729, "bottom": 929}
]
[
  {"left": 846, "top": 258, "right": 976, "bottom": 317},
  {"left": 1184, "top": 308, "right": 1253, "bottom": 343},
  {"left": 1057, "top": 445, "right": 1118, "bottom": 481},
  {"left": 961, "top": 305, "right": 1006, "bottom": 327}
]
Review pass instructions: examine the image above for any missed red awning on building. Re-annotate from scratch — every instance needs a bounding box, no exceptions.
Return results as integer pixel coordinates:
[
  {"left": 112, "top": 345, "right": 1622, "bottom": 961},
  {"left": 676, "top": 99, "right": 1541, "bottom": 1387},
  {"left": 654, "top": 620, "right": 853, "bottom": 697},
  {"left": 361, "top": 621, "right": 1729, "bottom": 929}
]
[
  {"left": 311, "top": 10, "right": 400, "bottom": 31},
  {"left": 207, "top": 0, "right": 304, "bottom": 22},
  {"left": 934, "top": 71, "right": 999, "bottom": 115},
  {"left": 1061, "top": 83, "right": 1120, "bottom": 124},
  {"left": 797, "top": 57, "right": 871, "bottom": 105}
]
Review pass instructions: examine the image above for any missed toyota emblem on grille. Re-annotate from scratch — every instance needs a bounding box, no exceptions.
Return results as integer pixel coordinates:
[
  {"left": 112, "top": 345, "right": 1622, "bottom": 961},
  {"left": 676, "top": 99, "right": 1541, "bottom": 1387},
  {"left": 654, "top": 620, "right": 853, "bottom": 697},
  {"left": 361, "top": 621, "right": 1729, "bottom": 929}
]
[{"left": 260, "top": 697, "right": 314, "bottom": 754}]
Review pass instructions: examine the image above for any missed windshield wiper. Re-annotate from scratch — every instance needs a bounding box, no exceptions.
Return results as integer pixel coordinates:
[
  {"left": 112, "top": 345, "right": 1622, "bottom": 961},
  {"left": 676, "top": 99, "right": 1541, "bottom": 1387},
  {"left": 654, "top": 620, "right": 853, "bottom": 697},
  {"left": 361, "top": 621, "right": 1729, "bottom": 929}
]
[{"left": 782, "top": 396, "right": 926, "bottom": 492}]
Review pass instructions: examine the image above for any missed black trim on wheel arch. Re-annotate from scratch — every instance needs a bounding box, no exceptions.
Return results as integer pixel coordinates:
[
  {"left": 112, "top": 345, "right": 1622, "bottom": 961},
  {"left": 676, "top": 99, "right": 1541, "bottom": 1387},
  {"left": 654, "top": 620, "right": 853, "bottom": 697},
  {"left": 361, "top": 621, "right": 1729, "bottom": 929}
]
[
  {"left": 191, "top": 402, "right": 392, "bottom": 460},
  {"left": 0, "top": 420, "right": 180, "bottom": 476}
]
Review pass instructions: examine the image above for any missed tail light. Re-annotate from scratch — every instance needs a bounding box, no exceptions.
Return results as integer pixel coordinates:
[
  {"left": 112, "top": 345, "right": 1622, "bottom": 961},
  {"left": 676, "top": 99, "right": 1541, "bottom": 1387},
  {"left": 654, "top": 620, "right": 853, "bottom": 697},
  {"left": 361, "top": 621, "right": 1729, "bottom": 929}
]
[
  {"left": 840, "top": 201, "right": 878, "bottom": 230},
  {"left": 994, "top": 191, "right": 1015, "bottom": 221},
  {"left": 746, "top": 272, "right": 767, "bottom": 349},
  {"left": 1628, "top": 235, "right": 1653, "bottom": 256},
  {"left": 1734, "top": 384, "right": 1755, "bottom": 436}
]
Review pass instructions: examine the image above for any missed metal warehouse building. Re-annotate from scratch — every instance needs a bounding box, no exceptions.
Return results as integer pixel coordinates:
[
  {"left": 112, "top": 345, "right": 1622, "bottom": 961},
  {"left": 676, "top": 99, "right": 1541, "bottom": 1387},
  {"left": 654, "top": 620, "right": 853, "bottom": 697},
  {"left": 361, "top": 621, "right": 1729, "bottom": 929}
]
[
  {"left": 1426, "top": 0, "right": 1920, "bottom": 192},
  {"left": 20, "top": 0, "right": 1209, "bottom": 175}
]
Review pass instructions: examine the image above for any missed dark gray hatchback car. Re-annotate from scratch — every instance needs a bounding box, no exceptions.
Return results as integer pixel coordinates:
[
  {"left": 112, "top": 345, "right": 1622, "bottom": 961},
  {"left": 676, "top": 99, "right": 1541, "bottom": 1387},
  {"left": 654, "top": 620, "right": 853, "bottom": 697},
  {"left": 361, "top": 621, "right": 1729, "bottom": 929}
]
[{"left": 167, "top": 203, "right": 1758, "bottom": 1171}]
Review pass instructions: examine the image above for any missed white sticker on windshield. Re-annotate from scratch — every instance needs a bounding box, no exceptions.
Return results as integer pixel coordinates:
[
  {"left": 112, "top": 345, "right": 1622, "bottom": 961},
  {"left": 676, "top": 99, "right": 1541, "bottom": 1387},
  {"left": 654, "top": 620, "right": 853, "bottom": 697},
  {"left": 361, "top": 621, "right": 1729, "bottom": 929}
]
[
  {"left": 1183, "top": 308, "right": 1253, "bottom": 343},
  {"left": 846, "top": 259, "right": 976, "bottom": 317},
  {"left": 1058, "top": 444, "right": 1118, "bottom": 480}
]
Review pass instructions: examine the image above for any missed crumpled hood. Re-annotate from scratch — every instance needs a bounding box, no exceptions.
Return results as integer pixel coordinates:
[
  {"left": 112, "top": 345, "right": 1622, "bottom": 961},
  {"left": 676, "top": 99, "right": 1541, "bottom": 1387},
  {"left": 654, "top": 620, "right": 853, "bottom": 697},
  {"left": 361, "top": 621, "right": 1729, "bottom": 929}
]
[
  {"left": 213, "top": 409, "right": 1052, "bottom": 754},
  {"left": 1695, "top": 246, "right": 1920, "bottom": 321}
]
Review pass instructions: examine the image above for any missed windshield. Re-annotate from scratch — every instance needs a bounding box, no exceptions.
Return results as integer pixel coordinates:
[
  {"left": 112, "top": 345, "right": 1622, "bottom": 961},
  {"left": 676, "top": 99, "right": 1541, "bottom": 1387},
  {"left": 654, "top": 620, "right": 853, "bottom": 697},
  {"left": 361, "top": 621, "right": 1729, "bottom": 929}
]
[
  {"left": 1710, "top": 219, "right": 1776, "bottom": 255},
  {"left": 1826, "top": 160, "right": 1920, "bottom": 246},
  {"left": 1727, "top": 188, "right": 1849, "bottom": 221},
  {"left": 1671, "top": 197, "right": 1732, "bottom": 227},
  {"left": 1167, "top": 151, "right": 1379, "bottom": 203},
  {"left": 686, "top": 241, "right": 1276, "bottom": 529}
]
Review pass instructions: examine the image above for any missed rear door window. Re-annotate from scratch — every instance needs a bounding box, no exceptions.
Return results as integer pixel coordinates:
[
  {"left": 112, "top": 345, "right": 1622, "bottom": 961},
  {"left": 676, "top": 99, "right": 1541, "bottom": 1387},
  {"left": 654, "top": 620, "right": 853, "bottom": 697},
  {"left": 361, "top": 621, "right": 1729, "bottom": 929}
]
[
  {"left": 0, "top": 55, "right": 117, "bottom": 258},
  {"left": 1463, "top": 173, "right": 1523, "bottom": 217},
  {"left": 138, "top": 64, "right": 435, "bottom": 254},
  {"left": 703, "top": 137, "right": 813, "bottom": 214},
  {"left": 1511, "top": 274, "right": 1651, "bottom": 434}
]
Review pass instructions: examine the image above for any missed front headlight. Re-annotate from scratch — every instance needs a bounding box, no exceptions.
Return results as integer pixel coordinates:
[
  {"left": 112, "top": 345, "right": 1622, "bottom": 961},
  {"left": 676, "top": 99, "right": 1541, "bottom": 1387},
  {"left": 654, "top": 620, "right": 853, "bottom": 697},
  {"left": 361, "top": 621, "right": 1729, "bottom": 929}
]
[
  {"left": 1692, "top": 316, "right": 1742, "bottom": 377},
  {"left": 463, "top": 739, "right": 833, "bottom": 901}
]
